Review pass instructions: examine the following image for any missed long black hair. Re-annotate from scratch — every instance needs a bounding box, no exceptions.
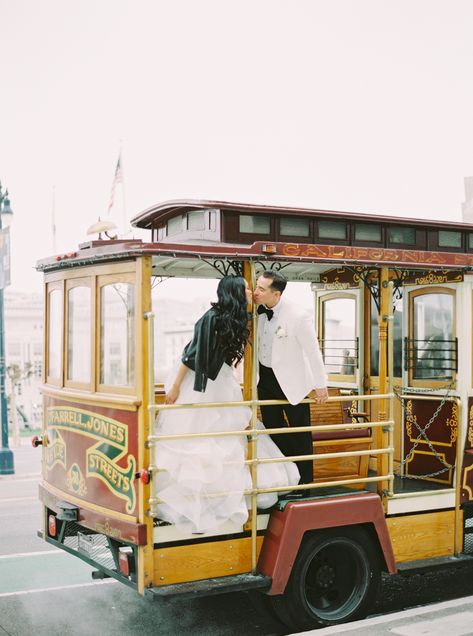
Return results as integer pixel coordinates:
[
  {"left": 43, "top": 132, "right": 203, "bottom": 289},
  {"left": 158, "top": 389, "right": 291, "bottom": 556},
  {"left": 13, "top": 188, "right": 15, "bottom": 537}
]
[{"left": 211, "top": 276, "right": 249, "bottom": 366}]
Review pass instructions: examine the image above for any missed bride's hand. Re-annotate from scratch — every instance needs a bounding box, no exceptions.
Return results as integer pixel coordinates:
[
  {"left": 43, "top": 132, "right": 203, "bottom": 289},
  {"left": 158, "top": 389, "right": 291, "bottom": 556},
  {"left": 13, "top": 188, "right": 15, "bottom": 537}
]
[{"left": 165, "top": 384, "right": 180, "bottom": 404}]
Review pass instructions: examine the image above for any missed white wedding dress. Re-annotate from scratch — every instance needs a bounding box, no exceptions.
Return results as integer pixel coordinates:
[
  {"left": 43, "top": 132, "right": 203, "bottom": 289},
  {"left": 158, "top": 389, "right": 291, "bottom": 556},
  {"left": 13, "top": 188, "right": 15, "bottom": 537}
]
[{"left": 154, "top": 363, "right": 300, "bottom": 534}]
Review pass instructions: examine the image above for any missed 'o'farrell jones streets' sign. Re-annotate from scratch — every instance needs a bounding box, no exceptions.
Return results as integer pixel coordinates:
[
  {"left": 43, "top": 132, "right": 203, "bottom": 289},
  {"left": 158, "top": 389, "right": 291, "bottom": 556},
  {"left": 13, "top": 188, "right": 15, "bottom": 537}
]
[{"left": 46, "top": 407, "right": 136, "bottom": 513}]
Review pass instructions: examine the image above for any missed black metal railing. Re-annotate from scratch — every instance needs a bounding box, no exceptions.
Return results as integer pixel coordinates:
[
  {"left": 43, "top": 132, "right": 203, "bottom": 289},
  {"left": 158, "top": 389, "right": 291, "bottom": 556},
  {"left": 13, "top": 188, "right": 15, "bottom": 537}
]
[
  {"left": 403, "top": 337, "right": 458, "bottom": 378},
  {"left": 320, "top": 337, "right": 359, "bottom": 374}
]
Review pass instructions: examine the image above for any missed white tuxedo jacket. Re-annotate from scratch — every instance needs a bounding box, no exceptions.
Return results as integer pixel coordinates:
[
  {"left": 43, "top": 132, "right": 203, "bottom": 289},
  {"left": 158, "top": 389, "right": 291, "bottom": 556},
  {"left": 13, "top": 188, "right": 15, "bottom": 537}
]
[{"left": 257, "top": 300, "right": 327, "bottom": 405}]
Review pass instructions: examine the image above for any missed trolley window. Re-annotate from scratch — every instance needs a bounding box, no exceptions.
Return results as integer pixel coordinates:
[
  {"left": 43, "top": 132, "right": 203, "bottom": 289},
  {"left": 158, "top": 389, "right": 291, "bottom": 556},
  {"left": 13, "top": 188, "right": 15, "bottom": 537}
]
[
  {"left": 46, "top": 283, "right": 63, "bottom": 384},
  {"left": 99, "top": 280, "right": 136, "bottom": 388},
  {"left": 66, "top": 282, "right": 92, "bottom": 386},
  {"left": 407, "top": 288, "right": 456, "bottom": 385},
  {"left": 239, "top": 215, "right": 270, "bottom": 235},
  {"left": 319, "top": 293, "right": 357, "bottom": 381}
]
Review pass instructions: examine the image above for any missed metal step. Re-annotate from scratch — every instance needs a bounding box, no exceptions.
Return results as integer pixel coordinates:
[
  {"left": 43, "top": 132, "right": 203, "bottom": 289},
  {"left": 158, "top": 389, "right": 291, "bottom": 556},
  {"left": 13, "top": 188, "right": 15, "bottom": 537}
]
[
  {"left": 396, "top": 553, "right": 473, "bottom": 574},
  {"left": 145, "top": 573, "right": 271, "bottom": 600}
]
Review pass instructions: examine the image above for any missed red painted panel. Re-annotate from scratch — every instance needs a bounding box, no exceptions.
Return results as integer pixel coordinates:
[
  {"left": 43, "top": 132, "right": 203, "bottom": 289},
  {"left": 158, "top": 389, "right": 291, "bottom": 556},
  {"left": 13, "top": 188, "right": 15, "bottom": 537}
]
[
  {"left": 403, "top": 398, "right": 457, "bottom": 486},
  {"left": 461, "top": 398, "right": 473, "bottom": 503},
  {"left": 42, "top": 397, "right": 139, "bottom": 517},
  {"left": 257, "top": 493, "right": 395, "bottom": 595}
]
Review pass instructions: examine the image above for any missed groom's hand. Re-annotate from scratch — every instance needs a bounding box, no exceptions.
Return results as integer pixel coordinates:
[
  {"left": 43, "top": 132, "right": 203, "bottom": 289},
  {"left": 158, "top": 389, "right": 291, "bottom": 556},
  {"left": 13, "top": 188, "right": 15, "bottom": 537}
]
[{"left": 311, "top": 387, "right": 329, "bottom": 404}]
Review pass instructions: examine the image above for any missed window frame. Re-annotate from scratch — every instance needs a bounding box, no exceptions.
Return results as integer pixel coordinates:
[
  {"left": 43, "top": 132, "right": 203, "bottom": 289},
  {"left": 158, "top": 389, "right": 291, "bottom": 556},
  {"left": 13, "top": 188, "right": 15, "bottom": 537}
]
[
  {"left": 427, "top": 229, "right": 464, "bottom": 253},
  {"left": 45, "top": 280, "right": 64, "bottom": 387},
  {"left": 352, "top": 222, "right": 384, "bottom": 247},
  {"left": 407, "top": 286, "right": 457, "bottom": 388},
  {"left": 64, "top": 277, "right": 94, "bottom": 391},
  {"left": 315, "top": 219, "right": 350, "bottom": 245},
  {"left": 238, "top": 213, "right": 272, "bottom": 238},
  {"left": 96, "top": 272, "right": 137, "bottom": 395},
  {"left": 276, "top": 216, "right": 314, "bottom": 243},
  {"left": 318, "top": 291, "right": 359, "bottom": 384}
]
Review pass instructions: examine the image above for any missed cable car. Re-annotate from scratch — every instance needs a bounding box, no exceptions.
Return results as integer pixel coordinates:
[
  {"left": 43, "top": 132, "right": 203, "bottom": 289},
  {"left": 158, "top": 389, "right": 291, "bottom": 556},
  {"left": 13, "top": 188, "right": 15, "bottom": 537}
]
[{"left": 34, "top": 199, "right": 473, "bottom": 631}]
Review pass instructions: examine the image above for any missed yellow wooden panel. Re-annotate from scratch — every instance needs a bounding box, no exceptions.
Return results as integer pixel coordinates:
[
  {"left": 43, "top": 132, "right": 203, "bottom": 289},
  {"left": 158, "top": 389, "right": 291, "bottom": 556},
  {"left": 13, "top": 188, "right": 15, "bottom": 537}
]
[
  {"left": 387, "top": 510, "right": 456, "bottom": 562},
  {"left": 153, "top": 536, "right": 263, "bottom": 586}
]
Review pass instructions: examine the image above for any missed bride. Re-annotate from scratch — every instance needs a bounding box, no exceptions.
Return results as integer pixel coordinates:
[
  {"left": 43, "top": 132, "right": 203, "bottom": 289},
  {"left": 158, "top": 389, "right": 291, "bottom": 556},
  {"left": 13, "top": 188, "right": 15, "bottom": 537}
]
[{"left": 154, "top": 275, "right": 300, "bottom": 534}]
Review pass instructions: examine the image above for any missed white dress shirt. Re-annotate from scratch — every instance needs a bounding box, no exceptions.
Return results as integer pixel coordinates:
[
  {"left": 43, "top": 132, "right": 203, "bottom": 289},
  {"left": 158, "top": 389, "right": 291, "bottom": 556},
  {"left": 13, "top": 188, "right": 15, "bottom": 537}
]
[{"left": 258, "top": 297, "right": 284, "bottom": 367}]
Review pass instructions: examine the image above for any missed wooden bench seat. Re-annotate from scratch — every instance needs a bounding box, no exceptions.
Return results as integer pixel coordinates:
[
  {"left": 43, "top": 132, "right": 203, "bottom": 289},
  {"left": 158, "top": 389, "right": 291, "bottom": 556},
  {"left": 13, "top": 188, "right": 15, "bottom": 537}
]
[{"left": 311, "top": 389, "right": 372, "bottom": 485}]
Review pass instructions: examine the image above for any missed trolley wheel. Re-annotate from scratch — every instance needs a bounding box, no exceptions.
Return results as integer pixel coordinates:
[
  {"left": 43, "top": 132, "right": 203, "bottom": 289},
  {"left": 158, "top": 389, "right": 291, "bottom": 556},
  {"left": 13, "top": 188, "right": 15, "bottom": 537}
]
[{"left": 269, "top": 526, "right": 381, "bottom": 631}]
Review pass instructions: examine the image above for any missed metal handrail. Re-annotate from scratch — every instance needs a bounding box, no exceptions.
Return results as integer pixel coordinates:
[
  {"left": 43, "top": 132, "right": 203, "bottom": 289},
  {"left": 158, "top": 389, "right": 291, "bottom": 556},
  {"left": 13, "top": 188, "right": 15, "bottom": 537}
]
[
  {"left": 148, "top": 419, "right": 392, "bottom": 443},
  {"left": 145, "top": 306, "right": 396, "bottom": 571}
]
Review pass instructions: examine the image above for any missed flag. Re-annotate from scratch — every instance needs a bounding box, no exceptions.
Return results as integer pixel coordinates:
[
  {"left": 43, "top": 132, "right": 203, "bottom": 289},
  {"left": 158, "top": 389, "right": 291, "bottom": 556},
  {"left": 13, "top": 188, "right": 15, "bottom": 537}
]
[{"left": 108, "top": 154, "right": 123, "bottom": 213}]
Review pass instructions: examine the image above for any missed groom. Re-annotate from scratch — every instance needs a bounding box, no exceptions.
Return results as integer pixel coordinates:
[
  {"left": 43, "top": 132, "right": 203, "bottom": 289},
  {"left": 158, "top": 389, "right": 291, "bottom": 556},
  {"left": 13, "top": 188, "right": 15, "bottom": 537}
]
[{"left": 253, "top": 270, "right": 328, "bottom": 487}]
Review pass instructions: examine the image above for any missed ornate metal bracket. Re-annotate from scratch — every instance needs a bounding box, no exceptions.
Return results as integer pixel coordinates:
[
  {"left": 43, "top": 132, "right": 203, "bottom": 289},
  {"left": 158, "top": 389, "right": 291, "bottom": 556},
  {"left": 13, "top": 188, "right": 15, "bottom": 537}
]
[
  {"left": 253, "top": 260, "right": 291, "bottom": 275},
  {"left": 200, "top": 258, "right": 244, "bottom": 277},
  {"left": 344, "top": 266, "right": 381, "bottom": 311}
]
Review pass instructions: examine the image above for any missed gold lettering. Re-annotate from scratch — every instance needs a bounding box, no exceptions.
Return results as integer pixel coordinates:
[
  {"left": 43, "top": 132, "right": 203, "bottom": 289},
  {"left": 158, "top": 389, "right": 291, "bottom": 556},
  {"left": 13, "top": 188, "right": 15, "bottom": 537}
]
[
  {"left": 116, "top": 428, "right": 125, "bottom": 445},
  {"left": 283, "top": 244, "right": 300, "bottom": 256},
  {"left": 303, "top": 245, "right": 328, "bottom": 257}
]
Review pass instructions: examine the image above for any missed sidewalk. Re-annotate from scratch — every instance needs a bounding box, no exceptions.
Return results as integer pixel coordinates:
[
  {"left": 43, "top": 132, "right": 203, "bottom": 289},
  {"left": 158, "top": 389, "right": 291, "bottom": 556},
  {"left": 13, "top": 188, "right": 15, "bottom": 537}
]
[{"left": 308, "top": 595, "right": 473, "bottom": 635}]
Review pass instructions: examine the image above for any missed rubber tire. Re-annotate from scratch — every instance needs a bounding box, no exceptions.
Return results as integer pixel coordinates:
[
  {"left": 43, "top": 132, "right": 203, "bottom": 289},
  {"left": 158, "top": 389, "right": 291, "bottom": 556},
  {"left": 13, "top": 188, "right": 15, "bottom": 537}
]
[{"left": 269, "top": 526, "right": 381, "bottom": 631}]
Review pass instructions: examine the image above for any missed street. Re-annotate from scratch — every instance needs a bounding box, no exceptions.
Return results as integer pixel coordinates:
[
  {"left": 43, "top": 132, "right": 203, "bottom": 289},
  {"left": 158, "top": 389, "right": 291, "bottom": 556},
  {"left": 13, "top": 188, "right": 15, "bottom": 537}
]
[
  {"left": 2, "top": 446, "right": 473, "bottom": 636},
  {"left": 0, "top": 445, "right": 285, "bottom": 636}
]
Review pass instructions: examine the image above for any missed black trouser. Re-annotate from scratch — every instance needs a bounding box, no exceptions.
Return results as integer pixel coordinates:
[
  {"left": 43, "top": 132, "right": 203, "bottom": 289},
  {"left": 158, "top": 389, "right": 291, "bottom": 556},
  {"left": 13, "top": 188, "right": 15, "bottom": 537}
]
[{"left": 257, "top": 363, "right": 313, "bottom": 484}]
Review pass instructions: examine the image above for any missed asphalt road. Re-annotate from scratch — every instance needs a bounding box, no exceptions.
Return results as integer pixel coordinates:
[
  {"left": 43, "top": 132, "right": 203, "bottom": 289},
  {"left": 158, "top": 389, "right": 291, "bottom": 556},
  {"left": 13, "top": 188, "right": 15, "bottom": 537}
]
[
  {"left": 0, "top": 445, "right": 286, "bottom": 636},
  {"left": 2, "top": 445, "right": 473, "bottom": 636}
]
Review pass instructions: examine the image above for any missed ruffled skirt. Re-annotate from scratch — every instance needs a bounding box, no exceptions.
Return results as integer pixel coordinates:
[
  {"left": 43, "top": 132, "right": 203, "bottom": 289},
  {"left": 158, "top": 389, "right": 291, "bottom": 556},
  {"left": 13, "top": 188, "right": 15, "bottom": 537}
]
[{"left": 154, "top": 363, "right": 300, "bottom": 534}]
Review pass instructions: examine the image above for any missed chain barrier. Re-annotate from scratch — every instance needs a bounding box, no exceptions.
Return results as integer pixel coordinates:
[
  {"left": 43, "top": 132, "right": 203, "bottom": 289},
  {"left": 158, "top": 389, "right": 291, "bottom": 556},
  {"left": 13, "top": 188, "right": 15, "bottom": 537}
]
[{"left": 394, "top": 382, "right": 455, "bottom": 480}]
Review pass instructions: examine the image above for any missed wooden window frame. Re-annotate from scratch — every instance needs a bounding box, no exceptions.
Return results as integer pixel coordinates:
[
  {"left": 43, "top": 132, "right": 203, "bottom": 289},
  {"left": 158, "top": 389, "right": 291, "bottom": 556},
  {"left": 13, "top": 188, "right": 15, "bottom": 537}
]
[
  {"left": 45, "top": 280, "right": 64, "bottom": 387},
  {"left": 318, "top": 291, "right": 358, "bottom": 384},
  {"left": 222, "top": 211, "right": 275, "bottom": 243},
  {"left": 427, "top": 230, "right": 464, "bottom": 253},
  {"left": 96, "top": 272, "right": 137, "bottom": 396},
  {"left": 315, "top": 220, "right": 350, "bottom": 246},
  {"left": 387, "top": 226, "right": 427, "bottom": 250},
  {"left": 408, "top": 286, "right": 457, "bottom": 389},
  {"left": 64, "top": 277, "right": 95, "bottom": 391},
  {"left": 276, "top": 216, "right": 314, "bottom": 243},
  {"left": 352, "top": 222, "right": 384, "bottom": 247}
]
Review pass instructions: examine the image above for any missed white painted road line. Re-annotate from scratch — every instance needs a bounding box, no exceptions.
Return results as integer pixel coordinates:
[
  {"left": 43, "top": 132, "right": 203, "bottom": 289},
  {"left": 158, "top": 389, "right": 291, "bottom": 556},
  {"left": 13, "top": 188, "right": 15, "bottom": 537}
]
[
  {"left": 0, "top": 550, "right": 59, "bottom": 559},
  {"left": 0, "top": 579, "right": 118, "bottom": 598},
  {"left": 0, "top": 474, "right": 40, "bottom": 481},
  {"left": 0, "top": 496, "right": 37, "bottom": 503}
]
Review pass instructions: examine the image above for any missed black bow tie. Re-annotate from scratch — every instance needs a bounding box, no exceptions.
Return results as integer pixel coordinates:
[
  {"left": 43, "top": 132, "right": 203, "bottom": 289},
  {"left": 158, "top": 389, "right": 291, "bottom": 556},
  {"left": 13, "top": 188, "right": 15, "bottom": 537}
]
[{"left": 258, "top": 305, "right": 274, "bottom": 321}]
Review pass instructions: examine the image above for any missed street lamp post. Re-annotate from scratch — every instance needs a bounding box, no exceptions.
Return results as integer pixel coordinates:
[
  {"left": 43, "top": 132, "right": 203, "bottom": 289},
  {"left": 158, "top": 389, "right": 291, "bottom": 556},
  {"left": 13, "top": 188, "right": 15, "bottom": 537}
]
[{"left": 0, "top": 181, "right": 14, "bottom": 475}]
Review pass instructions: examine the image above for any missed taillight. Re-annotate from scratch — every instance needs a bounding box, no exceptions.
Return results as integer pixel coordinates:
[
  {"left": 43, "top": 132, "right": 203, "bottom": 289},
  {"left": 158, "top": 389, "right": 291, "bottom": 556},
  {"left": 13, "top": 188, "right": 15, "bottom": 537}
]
[
  {"left": 118, "top": 547, "right": 134, "bottom": 577},
  {"left": 48, "top": 514, "right": 57, "bottom": 537}
]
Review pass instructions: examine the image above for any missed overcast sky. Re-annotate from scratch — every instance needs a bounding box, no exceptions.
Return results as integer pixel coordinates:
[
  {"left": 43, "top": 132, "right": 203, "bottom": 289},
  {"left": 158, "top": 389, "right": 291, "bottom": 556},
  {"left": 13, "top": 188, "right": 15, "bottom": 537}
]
[{"left": 2, "top": 0, "right": 473, "bottom": 292}]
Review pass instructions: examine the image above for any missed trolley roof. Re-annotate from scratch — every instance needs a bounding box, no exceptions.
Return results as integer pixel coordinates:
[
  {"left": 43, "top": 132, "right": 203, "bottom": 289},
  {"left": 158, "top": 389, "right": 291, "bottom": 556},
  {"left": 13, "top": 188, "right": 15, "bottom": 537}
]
[{"left": 36, "top": 199, "right": 473, "bottom": 276}]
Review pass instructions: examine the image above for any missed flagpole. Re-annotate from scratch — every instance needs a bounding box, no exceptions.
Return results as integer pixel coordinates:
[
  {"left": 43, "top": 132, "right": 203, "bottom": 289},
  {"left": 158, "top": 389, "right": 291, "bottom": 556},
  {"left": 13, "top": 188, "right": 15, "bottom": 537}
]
[
  {"left": 120, "top": 152, "right": 127, "bottom": 236},
  {"left": 107, "top": 149, "right": 125, "bottom": 235}
]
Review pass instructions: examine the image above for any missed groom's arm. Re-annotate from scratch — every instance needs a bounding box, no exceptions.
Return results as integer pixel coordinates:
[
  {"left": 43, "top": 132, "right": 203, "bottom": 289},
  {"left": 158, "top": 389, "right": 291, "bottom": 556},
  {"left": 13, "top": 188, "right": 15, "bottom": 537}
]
[{"left": 294, "top": 311, "right": 328, "bottom": 391}]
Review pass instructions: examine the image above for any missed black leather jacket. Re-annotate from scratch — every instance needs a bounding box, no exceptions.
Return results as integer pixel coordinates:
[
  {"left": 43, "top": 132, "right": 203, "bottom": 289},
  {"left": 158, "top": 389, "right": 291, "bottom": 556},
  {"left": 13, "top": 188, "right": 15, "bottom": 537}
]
[{"left": 181, "top": 308, "right": 226, "bottom": 392}]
